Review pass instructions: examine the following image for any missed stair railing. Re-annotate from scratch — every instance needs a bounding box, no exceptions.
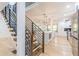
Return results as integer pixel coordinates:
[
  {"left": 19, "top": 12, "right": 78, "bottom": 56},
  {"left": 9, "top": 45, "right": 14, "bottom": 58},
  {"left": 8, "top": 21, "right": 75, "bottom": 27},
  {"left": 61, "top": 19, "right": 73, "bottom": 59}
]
[
  {"left": 25, "top": 16, "right": 44, "bottom": 56},
  {"left": 9, "top": 8, "right": 17, "bottom": 33},
  {"left": 2, "top": 4, "right": 17, "bottom": 34}
]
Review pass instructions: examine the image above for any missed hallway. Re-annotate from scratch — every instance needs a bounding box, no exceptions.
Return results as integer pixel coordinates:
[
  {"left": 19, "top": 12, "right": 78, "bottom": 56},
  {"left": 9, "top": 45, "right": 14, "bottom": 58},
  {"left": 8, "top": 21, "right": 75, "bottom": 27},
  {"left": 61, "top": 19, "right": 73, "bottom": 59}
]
[
  {"left": 0, "top": 13, "right": 16, "bottom": 56},
  {"left": 25, "top": 2, "right": 77, "bottom": 56},
  {"left": 40, "top": 35, "right": 73, "bottom": 56}
]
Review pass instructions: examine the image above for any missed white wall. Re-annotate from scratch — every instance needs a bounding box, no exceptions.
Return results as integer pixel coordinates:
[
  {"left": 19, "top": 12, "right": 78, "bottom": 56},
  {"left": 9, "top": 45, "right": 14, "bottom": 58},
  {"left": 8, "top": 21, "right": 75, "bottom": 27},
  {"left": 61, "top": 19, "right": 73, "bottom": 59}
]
[
  {"left": 0, "top": 12, "right": 11, "bottom": 38},
  {"left": 58, "top": 20, "right": 71, "bottom": 37}
]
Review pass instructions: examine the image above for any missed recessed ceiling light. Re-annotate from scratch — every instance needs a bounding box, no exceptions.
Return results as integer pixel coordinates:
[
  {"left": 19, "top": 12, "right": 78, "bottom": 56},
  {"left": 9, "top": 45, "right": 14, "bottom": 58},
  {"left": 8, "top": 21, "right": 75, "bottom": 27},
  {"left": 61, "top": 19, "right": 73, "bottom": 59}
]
[{"left": 66, "top": 5, "right": 70, "bottom": 8}]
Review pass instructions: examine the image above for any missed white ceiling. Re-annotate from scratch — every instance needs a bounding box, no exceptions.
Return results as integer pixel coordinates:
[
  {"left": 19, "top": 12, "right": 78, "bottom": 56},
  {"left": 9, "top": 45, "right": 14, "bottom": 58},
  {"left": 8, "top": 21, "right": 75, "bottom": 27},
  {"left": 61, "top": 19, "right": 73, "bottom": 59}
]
[
  {"left": 0, "top": 2, "right": 8, "bottom": 11},
  {"left": 26, "top": 2, "right": 76, "bottom": 24}
]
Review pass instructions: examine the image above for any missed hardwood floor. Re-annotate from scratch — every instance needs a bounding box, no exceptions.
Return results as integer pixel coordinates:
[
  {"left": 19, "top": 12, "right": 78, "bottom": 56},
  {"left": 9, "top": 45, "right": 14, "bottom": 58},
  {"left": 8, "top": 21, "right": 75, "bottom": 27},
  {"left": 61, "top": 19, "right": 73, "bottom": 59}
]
[
  {"left": 40, "top": 35, "right": 73, "bottom": 56},
  {"left": 0, "top": 37, "right": 16, "bottom": 56},
  {"left": 0, "top": 12, "right": 73, "bottom": 56}
]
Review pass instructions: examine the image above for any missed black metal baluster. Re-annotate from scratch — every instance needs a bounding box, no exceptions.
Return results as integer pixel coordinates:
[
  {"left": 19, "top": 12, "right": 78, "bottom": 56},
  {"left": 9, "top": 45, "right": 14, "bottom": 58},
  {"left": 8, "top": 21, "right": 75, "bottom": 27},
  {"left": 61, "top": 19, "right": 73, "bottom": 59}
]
[
  {"left": 5, "top": 7, "right": 6, "bottom": 19},
  {"left": 9, "top": 8, "right": 11, "bottom": 27}
]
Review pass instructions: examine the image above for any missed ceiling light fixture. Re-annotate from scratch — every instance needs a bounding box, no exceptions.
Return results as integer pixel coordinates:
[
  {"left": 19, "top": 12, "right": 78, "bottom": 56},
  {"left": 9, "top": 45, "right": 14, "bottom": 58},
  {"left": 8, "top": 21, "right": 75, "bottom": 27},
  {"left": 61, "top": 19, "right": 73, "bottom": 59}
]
[{"left": 66, "top": 5, "right": 70, "bottom": 8}]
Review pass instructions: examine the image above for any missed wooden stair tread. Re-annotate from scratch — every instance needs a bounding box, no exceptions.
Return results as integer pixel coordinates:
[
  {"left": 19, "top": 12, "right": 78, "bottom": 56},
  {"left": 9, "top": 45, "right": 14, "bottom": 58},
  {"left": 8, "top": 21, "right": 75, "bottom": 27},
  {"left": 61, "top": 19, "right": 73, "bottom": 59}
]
[
  {"left": 33, "top": 37, "right": 36, "bottom": 42},
  {"left": 11, "top": 50, "right": 17, "bottom": 54},
  {"left": 12, "top": 36, "right": 16, "bottom": 38},
  {"left": 33, "top": 47, "right": 42, "bottom": 56},
  {"left": 33, "top": 40, "right": 38, "bottom": 44},
  {"left": 11, "top": 33, "right": 16, "bottom": 36},
  {"left": 10, "top": 32, "right": 16, "bottom": 34},
  {"left": 33, "top": 44, "right": 41, "bottom": 52}
]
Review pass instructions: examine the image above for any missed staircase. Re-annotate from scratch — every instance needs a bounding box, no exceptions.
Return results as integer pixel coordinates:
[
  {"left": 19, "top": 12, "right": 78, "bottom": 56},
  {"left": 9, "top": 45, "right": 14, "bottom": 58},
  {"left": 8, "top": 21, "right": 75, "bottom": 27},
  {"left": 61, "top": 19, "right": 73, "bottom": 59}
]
[
  {"left": 1, "top": 4, "right": 17, "bottom": 54},
  {"left": 25, "top": 16, "right": 44, "bottom": 56},
  {"left": 1, "top": 3, "right": 44, "bottom": 56},
  {"left": 0, "top": 2, "right": 8, "bottom": 11},
  {"left": 32, "top": 32, "right": 42, "bottom": 56}
]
